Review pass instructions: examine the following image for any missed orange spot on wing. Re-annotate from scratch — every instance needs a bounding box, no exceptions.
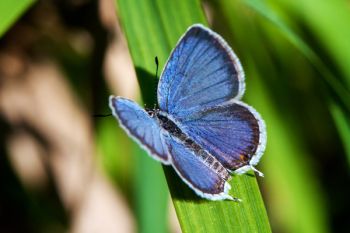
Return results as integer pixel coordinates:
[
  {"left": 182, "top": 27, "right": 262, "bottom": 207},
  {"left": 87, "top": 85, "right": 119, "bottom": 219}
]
[{"left": 239, "top": 154, "right": 245, "bottom": 161}]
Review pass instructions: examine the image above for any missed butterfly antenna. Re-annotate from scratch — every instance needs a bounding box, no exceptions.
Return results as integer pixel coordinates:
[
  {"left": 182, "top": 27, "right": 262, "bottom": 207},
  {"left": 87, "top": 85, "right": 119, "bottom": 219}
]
[
  {"left": 93, "top": 113, "right": 112, "bottom": 117},
  {"left": 155, "top": 56, "right": 159, "bottom": 79},
  {"left": 152, "top": 56, "right": 160, "bottom": 107}
]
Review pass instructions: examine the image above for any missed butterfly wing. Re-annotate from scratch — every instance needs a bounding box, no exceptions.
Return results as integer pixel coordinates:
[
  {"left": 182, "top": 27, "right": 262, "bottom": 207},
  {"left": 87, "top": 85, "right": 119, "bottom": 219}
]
[
  {"left": 165, "top": 135, "right": 233, "bottom": 200},
  {"left": 157, "top": 24, "right": 245, "bottom": 119},
  {"left": 180, "top": 101, "right": 266, "bottom": 172},
  {"left": 157, "top": 24, "right": 266, "bottom": 173},
  {"left": 109, "top": 96, "right": 170, "bottom": 164}
]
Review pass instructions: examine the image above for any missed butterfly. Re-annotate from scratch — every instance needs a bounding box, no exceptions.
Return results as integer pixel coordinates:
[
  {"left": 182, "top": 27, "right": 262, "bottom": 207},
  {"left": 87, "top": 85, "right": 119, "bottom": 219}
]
[{"left": 109, "top": 24, "right": 266, "bottom": 201}]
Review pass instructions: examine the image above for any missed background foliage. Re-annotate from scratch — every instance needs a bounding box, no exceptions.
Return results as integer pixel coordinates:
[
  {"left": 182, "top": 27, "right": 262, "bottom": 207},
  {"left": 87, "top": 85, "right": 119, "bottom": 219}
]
[{"left": 0, "top": 0, "right": 349, "bottom": 233}]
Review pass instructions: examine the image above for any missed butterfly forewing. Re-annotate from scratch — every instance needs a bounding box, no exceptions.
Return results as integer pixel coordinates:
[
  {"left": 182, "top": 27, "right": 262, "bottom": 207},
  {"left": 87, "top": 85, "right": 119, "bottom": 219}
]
[
  {"left": 109, "top": 96, "right": 170, "bottom": 164},
  {"left": 157, "top": 24, "right": 245, "bottom": 119}
]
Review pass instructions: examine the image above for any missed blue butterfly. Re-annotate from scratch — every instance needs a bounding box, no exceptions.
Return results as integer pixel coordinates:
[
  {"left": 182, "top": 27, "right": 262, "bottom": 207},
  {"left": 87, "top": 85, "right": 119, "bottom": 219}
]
[{"left": 109, "top": 24, "right": 266, "bottom": 201}]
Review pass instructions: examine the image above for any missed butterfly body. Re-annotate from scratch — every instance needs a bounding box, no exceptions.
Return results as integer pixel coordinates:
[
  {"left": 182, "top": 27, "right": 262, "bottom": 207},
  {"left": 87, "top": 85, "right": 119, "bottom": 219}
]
[
  {"left": 153, "top": 109, "right": 231, "bottom": 181},
  {"left": 109, "top": 24, "right": 266, "bottom": 200}
]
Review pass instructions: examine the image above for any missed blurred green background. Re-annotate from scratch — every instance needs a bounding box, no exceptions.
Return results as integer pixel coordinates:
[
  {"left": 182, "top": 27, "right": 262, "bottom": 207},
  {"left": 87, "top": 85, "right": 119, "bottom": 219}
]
[{"left": 0, "top": 0, "right": 349, "bottom": 233}]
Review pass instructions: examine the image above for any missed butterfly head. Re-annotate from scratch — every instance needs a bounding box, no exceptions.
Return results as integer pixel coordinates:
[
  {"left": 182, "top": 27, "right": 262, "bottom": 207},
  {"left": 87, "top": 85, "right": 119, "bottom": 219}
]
[{"left": 145, "top": 108, "right": 159, "bottom": 117}]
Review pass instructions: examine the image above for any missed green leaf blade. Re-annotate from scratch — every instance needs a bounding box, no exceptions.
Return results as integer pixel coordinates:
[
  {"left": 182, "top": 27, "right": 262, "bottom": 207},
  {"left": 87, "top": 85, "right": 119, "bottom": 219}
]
[
  {"left": 0, "top": 0, "right": 36, "bottom": 38},
  {"left": 208, "top": 0, "right": 333, "bottom": 232},
  {"left": 116, "top": 0, "right": 271, "bottom": 232}
]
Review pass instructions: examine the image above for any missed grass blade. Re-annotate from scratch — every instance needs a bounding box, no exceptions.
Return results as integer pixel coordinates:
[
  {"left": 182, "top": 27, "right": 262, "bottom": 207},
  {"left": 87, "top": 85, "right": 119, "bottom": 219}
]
[
  {"left": 243, "top": 0, "right": 350, "bottom": 112},
  {"left": 208, "top": 0, "right": 332, "bottom": 232},
  {"left": 0, "top": 0, "right": 36, "bottom": 38},
  {"left": 243, "top": 0, "right": 350, "bottom": 167},
  {"left": 115, "top": 0, "right": 271, "bottom": 232}
]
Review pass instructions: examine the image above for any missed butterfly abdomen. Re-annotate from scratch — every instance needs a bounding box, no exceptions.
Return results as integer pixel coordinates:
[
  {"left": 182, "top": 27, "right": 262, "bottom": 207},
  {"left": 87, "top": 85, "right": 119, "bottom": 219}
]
[{"left": 156, "top": 111, "right": 230, "bottom": 180}]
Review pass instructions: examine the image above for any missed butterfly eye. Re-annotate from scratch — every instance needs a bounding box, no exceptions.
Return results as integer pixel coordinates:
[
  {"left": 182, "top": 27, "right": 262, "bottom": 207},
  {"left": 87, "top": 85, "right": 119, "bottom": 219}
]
[{"left": 145, "top": 108, "right": 155, "bottom": 116}]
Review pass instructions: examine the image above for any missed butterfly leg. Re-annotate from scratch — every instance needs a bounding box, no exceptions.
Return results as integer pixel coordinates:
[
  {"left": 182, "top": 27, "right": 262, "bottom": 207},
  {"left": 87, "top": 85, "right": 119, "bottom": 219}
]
[
  {"left": 250, "top": 166, "right": 264, "bottom": 177},
  {"left": 234, "top": 165, "right": 264, "bottom": 177}
]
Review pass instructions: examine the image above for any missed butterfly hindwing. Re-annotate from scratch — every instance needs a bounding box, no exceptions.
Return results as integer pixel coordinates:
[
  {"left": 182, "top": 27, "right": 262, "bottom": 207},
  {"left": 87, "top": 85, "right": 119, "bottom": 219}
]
[
  {"left": 165, "top": 135, "right": 233, "bottom": 200},
  {"left": 180, "top": 101, "right": 266, "bottom": 171},
  {"left": 109, "top": 96, "right": 170, "bottom": 164},
  {"left": 157, "top": 24, "right": 245, "bottom": 119}
]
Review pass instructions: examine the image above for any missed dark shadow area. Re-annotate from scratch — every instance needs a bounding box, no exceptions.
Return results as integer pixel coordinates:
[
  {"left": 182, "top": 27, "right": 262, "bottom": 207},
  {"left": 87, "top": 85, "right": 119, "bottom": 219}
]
[
  {"left": 163, "top": 166, "right": 202, "bottom": 202},
  {"left": 135, "top": 67, "right": 159, "bottom": 107},
  {"left": 52, "top": 0, "right": 110, "bottom": 119},
  {"left": 0, "top": 117, "right": 68, "bottom": 233},
  {"left": 290, "top": 19, "right": 350, "bottom": 233}
]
